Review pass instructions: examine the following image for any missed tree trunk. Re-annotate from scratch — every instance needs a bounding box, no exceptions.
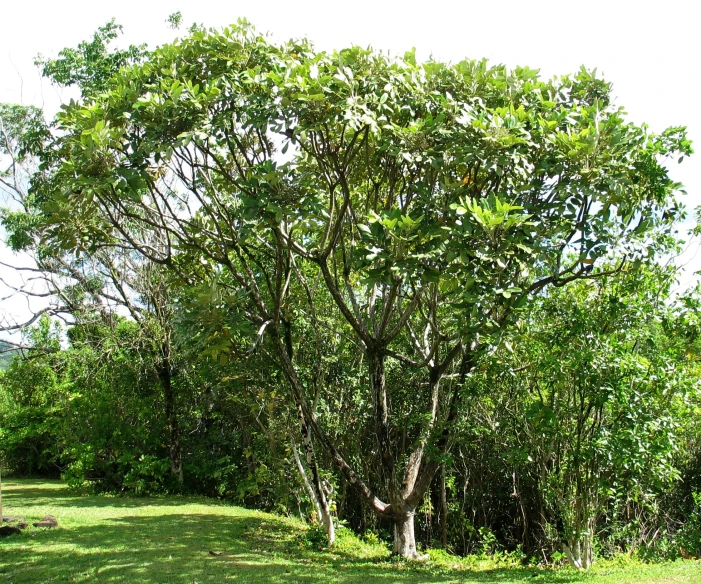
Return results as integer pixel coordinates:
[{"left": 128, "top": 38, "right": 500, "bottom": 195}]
[
  {"left": 319, "top": 492, "right": 336, "bottom": 546},
  {"left": 440, "top": 463, "right": 448, "bottom": 549},
  {"left": 158, "top": 358, "right": 183, "bottom": 485},
  {"left": 563, "top": 535, "right": 593, "bottom": 570},
  {"left": 368, "top": 350, "right": 395, "bottom": 485},
  {"left": 291, "top": 435, "right": 335, "bottom": 545},
  {"left": 393, "top": 510, "right": 420, "bottom": 558},
  {"left": 562, "top": 516, "right": 595, "bottom": 569},
  {"left": 295, "top": 404, "right": 335, "bottom": 545}
]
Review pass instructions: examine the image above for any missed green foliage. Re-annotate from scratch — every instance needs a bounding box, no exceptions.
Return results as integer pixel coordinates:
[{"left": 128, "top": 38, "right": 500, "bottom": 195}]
[
  {"left": 301, "top": 523, "right": 330, "bottom": 550},
  {"left": 121, "top": 454, "right": 171, "bottom": 495},
  {"left": 0, "top": 103, "right": 48, "bottom": 161},
  {"left": 0, "top": 341, "right": 18, "bottom": 370},
  {"left": 166, "top": 11, "right": 183, "bottom": 30},
  {"left": 40, "top": 23, "right": 690, "bottom": 309},
  {"left": 35, "top": 19, "right": 147, "bottom": 97},
  {"left": 673, "top": 492, "right": 701, "bottom": 558},
  {"left": 0, "top": 317, "right": 66, "bottom": 474}
]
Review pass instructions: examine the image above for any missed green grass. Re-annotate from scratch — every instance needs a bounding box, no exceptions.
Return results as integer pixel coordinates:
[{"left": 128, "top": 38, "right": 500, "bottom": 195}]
[{"left": 0, "top": 480, "right": 699, "bottom": 583}]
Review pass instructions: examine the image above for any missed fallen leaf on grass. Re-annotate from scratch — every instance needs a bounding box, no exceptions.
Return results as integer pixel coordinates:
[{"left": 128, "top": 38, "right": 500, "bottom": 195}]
[{"left": 209, "top": 550, "right": 223, "bottom": 556}]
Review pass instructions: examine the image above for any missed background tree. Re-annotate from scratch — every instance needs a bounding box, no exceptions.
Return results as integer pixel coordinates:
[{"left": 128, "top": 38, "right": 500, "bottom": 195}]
[
  {"left": 35, "top": 19, "right": 147, "bottom": 98},
  {"left": 1, "top": 102, "right": 188, "bottom": 485},
  {"left": 508, "top": 269, "right": 686, "bottom": 568}
]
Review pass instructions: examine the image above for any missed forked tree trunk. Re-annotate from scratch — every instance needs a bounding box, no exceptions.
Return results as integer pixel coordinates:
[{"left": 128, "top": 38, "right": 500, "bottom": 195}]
[
  {"left": 271, "top": 327, "right": 452, "bottom": 558},
  {"left": 393, "top": 510, "right": 419, "bottom": 558},
  {"left": 368, "top": 351, "right": 422, "bottom": 559},
  {"left": 563, "top": 535, "right": 593, "bottom": 570},
  {"left": 562, "top": 516, "right": 595, "bottom": 569}
]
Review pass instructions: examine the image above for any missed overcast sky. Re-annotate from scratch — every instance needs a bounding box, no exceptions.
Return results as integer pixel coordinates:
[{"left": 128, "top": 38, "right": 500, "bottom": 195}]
[{"left": 1, "top": 0, "right": 699, "bottom": 330}]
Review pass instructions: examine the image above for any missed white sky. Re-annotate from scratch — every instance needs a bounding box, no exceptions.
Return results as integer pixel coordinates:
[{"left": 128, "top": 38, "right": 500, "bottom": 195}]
[{"left": 1, "top": 0, "right": 700, "bottom": 329}]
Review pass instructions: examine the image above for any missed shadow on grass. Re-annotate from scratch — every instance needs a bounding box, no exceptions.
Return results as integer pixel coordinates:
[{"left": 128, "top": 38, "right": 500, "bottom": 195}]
[
  {"left": 0, "top": 481, "right": 588, "bottom": 583},
  {"left": 1, "top": 481, "right": 225, "bottom": 510},
  {"left": 0, "top": 513, "right": 587, "bottom": 584}
]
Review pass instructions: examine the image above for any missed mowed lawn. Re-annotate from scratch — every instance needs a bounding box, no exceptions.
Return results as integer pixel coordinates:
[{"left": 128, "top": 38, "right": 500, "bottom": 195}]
[{"left": 0, "top": 480, "right": 699, "bottom": 583}]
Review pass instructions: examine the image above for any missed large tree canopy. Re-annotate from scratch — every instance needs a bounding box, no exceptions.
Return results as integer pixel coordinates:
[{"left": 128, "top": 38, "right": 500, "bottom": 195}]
[{"left": 31, "top": 21, "right": 691, "bottom": 557}]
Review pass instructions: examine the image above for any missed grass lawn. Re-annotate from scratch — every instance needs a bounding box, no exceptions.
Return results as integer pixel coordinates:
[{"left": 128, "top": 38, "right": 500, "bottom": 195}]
[{"left": 0, "top": 479, "right": 699, "bottom": 583}]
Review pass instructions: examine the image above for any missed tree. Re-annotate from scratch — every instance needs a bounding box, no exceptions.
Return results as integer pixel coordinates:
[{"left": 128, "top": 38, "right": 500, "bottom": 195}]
[
  {"left": 35, "top": 19, "right": 147, "bottom": 98},
  {"left": 1, "top": 100, "right": 189, "bottom": 485},
  {"left": 35, "top": 22, "right": 690, "bottom": 556},
  {"left": 0, "top": 315, "right": 67, "bottom": 477},
  {"left": 509, "top": 270, "right": 687, "bottom": 568}
]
